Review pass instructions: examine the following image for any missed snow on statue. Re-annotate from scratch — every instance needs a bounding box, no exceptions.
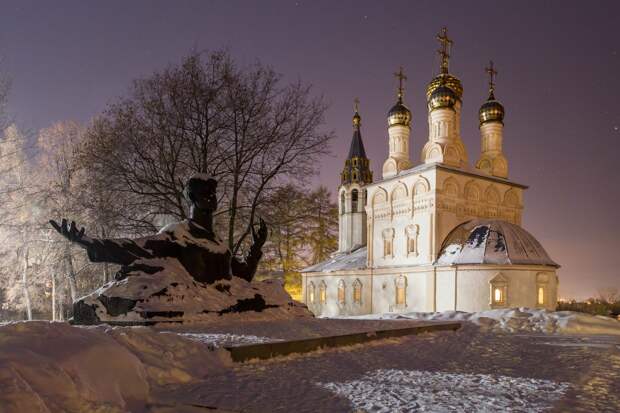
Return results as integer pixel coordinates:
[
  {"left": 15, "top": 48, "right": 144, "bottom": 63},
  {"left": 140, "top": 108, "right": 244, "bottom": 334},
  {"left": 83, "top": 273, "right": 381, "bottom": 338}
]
[{"left": 50, "top": 174, "right": 311, "bottom": 324}]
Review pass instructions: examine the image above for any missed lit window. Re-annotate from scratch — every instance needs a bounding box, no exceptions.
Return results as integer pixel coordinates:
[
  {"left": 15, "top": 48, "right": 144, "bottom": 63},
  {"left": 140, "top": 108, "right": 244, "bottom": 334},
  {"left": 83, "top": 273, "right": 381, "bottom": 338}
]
[
  {"left": 319, "top": 281, "right": 327, "bottom": 304},
  {"left": 337, "top": 280, "right": 346, "bottom": 305},
  {"left": 490, "top": 273, "right": 508, "bottom": 307},
  {"left": 395, "top": 275, "right": 407, "bottom": 306},
  {"left": 494, "top": 287, "right": 503, "bottom": 303},
  {"left": 308, "top": 282, "right": 315, "bottom": 304},
  {"left": 353, "top": 279, "right": 362, "bottom": 305},
  {"left": 538, "top": 286, "right": 545, "bottom": 305}
]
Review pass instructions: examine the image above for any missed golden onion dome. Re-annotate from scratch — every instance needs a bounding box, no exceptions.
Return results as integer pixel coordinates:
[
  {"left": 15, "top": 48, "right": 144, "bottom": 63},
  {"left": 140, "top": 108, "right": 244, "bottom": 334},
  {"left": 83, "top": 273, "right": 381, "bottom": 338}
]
[
  {"left": 479, "top": 92, "right": 505, "bottom": 125},
  {"left": 387, "top": 100, "right": 411, "bottom": 127},
  {"left": 428, "top": 84, "right": 457, "bottom": 111},
  {"left": 426, "top": 73, "right": 463, "bottom": 102}
]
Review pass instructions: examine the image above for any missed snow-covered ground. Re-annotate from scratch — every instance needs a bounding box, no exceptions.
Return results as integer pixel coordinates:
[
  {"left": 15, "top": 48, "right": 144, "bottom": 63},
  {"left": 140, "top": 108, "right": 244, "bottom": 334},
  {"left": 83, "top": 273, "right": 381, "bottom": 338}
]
[
  {"left": 2, "top": 313, "right": 620, "bottom": 412},
  {"left": 318, "top": 369, "right": 570, "bottom": 413},
  {"left": 340, "top": 307, "right": 620, "bottom": 335}
]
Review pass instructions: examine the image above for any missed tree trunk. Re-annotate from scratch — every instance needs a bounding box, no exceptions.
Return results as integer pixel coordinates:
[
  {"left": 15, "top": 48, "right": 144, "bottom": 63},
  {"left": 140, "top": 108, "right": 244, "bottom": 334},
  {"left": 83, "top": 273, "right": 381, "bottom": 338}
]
[
  {"left": 65, "top": 243, "right": 78, "bottom": 303},
  {"left": 21, "top": 248, "right": 32, "bottom": 320},
  {"left": 51, "top": 271, "right": 56, "bottom": 321}
]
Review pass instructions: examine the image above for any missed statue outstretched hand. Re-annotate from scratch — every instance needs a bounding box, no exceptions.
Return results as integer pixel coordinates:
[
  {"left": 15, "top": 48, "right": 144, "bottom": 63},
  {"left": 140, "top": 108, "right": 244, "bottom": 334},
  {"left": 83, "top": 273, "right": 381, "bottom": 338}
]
[
  {"left": 50, "top": 219, "right": 90, "bottom": 248},
  {"left": 251, "top": 217, "right": 268, "bottom": 250}
]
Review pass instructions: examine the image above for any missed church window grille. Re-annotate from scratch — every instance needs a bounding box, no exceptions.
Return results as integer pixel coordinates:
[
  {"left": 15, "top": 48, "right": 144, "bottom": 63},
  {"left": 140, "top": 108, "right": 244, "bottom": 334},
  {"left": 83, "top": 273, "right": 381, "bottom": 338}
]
[
  {"left": 382, "top": 228, "right": 395, "bottom": 258},
  {"left": 351, "top": 190, "right": 359, "bottom": 212},
  {"left": 405, "top": 225, "right": 419, "bottom": 256},
  {"left": 337, "top": 280, "right": 346, "bottom": 305},
  {"left": 537, "top": 286, "right": 545, "bottom": 305},
  {"left": 490, "top": 273, "right": 508, "bottom": 308},
  {"left": 340, "top": 192, "right": 345, "bottom": 215},
  {"left": 395, "top": 275, "right": 407, "bottom": 306},
  {"left": 536, "top": 273, "right": 550, "bottom": 307},
  {"left": 353, "top": 279, "right": 362, "bottom": 305},
  {"left": 308, "top": 282, "right": 315, "bottom": 304},
  {"left": 319, "top": 281, "right": 327, "bottom": 304}
]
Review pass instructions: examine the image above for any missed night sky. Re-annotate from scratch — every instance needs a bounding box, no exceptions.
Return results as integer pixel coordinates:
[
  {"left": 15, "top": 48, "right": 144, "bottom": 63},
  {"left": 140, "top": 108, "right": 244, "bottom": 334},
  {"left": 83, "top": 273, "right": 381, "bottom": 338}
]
[{"left": 1, "top": 1, "right": 618, "bottom": 299}]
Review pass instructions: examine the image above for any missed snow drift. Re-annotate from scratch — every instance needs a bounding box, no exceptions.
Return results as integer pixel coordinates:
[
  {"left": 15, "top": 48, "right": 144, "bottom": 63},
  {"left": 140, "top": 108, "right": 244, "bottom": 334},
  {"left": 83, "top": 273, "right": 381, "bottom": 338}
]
[{"left": 343, "top": 307, "right": 620, "bottom": 335}]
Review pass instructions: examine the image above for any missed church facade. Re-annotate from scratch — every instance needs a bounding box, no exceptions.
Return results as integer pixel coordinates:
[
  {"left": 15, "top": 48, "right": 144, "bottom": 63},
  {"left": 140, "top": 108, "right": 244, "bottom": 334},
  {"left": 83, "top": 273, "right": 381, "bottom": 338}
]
[{"left": 301, "top": 28, "right": 559, "bottom": 317}]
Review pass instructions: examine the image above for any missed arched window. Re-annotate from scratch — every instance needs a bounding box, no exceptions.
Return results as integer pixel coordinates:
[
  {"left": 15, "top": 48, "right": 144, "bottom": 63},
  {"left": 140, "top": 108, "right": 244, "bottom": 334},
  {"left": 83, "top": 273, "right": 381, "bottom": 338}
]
[
  {"left": 308, "top": 282, "right": 315, "bottom": 304},
  {"left": 536, "top": 273, "right": 550, "bottom": 307},
  {"left": 395, "top": 275, "right": 407, "bottom": 306},
  {"left": 353, "top": 279, "right": 362, "bottom": 305},
  {"left": 340, "top": 192, "right": 345, "bottom": 215},
  {"left": 489, "top": 273, "right": 508, "bottom": 308},
  {"left": 319, "top": 281, "right": 327, "bottom": 304},
  {"left": 363, "top": 190, "right": 368, "bottom": 207},
  {"left": 337, "top": 279, "right": 346, "bottom": 305},
  {"left": 405, "top": 225, "right": 419, "bottom": 256},
  {"left": 382, "top": 228, "right": 394, "bottom": 258},
  {"left": 351, "top": 189, "right": 359, "bottom": 213}
]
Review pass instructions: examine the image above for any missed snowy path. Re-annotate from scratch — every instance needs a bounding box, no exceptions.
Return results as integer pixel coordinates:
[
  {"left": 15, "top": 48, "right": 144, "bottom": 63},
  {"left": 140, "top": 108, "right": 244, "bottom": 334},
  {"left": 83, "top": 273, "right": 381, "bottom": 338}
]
[{"left": 165, "top": 324, "right": 620, "bottom": 412}]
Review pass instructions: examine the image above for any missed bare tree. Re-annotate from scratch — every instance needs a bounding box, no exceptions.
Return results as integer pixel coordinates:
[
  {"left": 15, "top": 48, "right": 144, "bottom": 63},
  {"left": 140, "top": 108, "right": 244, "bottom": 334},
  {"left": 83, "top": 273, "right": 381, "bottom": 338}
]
[{"left": 80, "top": 51, "right": 333, "bottom": 256}]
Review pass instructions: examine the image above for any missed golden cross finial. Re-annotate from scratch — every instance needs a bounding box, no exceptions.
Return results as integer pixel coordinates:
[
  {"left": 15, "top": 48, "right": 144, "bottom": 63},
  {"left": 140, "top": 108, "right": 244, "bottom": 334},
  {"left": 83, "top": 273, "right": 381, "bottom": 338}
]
[
  {"left": 354, "top": 97, "right": 360, "bottom": 113},
  {"left": 485, "top": 60, "right": 497, "bottom": 95},
  {"left": 393, "top": 66, "right": 407, "bottom": 101},
  {"left": 436, "top": 27, "right": 453, "bottom": 74}
]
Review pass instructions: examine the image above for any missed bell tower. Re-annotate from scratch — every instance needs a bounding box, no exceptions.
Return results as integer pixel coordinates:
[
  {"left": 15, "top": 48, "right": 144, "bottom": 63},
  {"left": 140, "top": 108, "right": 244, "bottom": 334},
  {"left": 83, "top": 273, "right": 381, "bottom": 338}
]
[
  {"left": 476, "top": 61, "right": 508, "bottom": 178},
  {"left": 339, "top": 99, "right": 373, "bottom": 252},
  {"left": 421, "top": 27, "right": 468, "bottom": 168}
]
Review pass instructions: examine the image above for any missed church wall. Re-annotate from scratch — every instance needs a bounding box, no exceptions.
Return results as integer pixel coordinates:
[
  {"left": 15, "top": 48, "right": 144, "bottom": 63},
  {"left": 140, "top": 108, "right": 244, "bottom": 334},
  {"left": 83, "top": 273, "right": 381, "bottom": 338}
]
[
  {"left": 434, "top": 168, "right": 524, "bottom": 259},
  {"left": 366, "top": 170, "right": 438, "bottom": 269},
  {"left": 446, "top": 265, "right": 558, "bottom": 312},
  {"left": 301, "top": 271, "right": 372, "bottom": 317},
  {"left": 370, "top": 268, "right": 435, "bottom": 313},
  {"left": 436, "top": 268, "right": 457, "bottom": 311}
]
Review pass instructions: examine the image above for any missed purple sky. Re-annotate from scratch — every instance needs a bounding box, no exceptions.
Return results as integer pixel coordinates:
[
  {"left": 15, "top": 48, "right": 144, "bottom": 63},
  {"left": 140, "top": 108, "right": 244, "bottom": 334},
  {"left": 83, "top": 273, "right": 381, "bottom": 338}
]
[{"left": 1, "top": 1, "right": 618, "bottom": 299}]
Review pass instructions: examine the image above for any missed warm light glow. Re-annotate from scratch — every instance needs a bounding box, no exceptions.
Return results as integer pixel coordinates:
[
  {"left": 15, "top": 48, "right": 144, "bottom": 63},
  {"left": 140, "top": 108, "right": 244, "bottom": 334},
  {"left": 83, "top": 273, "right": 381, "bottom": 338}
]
[
  {"left": 494, "top": 288, "right": 503, "bottom": 303},
  {"left": 320, "top": 285, "right": 327, "bottom": 304},
  {"left": 353, "top": 282, "right": 362, "bottom": 304},
  {"left": 538, "top": 286, "right": 545, "bottom": 305},
  {"left": 338, "top": 281, "right": 345, "bottom": 304}
]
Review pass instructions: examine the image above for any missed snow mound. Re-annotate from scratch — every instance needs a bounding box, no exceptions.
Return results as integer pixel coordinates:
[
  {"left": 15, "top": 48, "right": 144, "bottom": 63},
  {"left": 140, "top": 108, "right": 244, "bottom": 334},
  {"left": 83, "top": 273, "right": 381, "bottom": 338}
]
[
  {"left": 342, "top": 308, "right": 620, "bottom": 335},
  {"left": 318, "top": 369, "right": 570, "bottom": 413},
  {"left": 0, "top": 321, "right": 233, "bottom": 412}
]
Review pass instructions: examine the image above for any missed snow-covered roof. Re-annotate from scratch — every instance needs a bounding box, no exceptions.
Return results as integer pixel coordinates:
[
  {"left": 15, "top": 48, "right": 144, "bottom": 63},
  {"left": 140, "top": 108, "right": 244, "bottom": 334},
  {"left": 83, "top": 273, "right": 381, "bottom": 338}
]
[
  {"left": 436, "top": 219, "right": 559, "bottom": 267},
  {"left": 302, "top": 246, "right": 368, "bottom": 273}
]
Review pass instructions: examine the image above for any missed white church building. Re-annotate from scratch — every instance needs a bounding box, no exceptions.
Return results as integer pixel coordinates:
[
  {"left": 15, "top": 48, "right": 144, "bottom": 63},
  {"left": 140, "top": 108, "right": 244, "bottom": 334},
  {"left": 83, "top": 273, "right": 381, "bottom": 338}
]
[{"left": 301, "top": 28, "right": 559, "bottom": 317}]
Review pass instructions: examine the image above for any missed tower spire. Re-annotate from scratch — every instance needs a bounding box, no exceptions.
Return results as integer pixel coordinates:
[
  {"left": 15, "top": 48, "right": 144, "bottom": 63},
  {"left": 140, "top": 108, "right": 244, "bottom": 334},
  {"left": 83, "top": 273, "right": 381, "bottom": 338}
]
[
  {"left": 436, "top": 27, "right": 453, "bottom": 74},
  {"left": 353, "top": 97, "right": 361, "bottom": 127},
  {"left": 394, "top": 66, "right": 407, "bottom": 103},
  {"left": 485, "top": 60, "right": 497, "bottom": 99}
]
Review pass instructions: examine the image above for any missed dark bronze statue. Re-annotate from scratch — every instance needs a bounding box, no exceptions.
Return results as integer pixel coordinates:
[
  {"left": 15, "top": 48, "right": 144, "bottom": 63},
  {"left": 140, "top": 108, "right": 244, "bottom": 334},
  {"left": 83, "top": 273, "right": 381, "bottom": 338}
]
[{"left": 50, "top": 174, "right": 267, "bottom": 285}]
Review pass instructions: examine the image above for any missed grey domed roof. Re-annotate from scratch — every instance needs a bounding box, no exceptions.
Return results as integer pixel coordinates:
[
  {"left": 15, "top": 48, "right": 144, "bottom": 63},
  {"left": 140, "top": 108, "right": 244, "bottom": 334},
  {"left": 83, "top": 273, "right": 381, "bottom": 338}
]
[{"left": 436, "top": 219, "right": 558, "bottom": 267}]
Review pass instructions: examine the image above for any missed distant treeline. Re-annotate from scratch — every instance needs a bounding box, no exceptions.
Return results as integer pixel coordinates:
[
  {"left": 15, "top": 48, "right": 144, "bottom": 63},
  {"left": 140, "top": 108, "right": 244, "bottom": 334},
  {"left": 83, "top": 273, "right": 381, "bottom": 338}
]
[{"left": 557, "top": 299, "right": 620, "bottom": 319}]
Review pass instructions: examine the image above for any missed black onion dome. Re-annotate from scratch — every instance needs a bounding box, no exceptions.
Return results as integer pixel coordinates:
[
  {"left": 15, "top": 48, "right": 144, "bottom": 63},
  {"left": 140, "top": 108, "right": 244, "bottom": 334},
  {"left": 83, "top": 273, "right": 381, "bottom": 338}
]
[
  {"left": 387, "top": 101, "right": 411, "bottom": 127},
  {"left": 429, "top": 84, "right": 458, "bottom": 111},
  {"left": 479, "top": 93, "right": 505, "bottom": 125}
]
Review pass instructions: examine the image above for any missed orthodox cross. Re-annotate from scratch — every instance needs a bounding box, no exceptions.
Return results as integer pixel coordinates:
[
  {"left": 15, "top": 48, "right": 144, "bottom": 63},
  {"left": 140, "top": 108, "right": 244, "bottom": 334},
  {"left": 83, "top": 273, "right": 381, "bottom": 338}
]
[
  {"left": 436, "top": 27, "right": 453, "bottom": 74},
  {"left": 485, "top": 60, "right": 497, "bottom": 96},
  {"left": 354, "top": 97, "right": 360, "bottom": 113},
  {"left": 394, "top": 66, "right": 407, "bottom": 101}
]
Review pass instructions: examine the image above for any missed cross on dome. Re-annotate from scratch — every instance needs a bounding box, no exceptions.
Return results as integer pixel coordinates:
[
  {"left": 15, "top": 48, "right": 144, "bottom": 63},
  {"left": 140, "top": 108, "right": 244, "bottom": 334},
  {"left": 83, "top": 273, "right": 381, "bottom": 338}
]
[
  {"left": 393, "top": 66, "right": 407, "bottom": 102},
  {"left": 485, "top": 60, "right": 497, "bottom": 96},
  {"left": 436, "top": 27, "right": 453, "bottom": 74}
]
